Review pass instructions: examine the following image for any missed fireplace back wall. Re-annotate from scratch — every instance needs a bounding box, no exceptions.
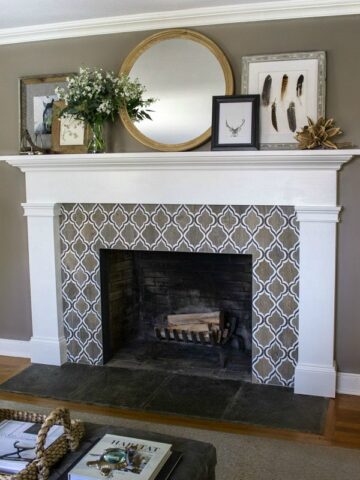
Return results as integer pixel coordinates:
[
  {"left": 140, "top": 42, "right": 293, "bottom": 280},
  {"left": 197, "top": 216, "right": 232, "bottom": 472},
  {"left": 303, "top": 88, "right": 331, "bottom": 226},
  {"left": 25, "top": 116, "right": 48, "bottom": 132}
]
[{"left": 100, "top": 249, "right": 252, "bottom": 362}]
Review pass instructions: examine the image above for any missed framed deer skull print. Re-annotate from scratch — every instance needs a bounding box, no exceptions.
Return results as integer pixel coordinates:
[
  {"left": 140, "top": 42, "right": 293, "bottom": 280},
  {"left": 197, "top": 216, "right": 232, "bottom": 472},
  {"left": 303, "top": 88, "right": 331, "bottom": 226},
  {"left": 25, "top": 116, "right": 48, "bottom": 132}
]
[
  {"left": 19, "top": 73, "right": 72, "bottom": 152},
  {"left": 211, "top": 95, "right": 260, "bottom": 150}
]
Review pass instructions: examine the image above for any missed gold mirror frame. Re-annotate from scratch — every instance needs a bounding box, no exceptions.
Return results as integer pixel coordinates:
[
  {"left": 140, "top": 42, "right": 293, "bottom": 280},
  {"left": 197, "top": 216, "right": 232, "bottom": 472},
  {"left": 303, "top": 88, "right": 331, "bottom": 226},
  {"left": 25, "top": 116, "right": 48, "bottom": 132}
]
[{"left": 119, "top": 29, "right": 234, "bottom": 152}]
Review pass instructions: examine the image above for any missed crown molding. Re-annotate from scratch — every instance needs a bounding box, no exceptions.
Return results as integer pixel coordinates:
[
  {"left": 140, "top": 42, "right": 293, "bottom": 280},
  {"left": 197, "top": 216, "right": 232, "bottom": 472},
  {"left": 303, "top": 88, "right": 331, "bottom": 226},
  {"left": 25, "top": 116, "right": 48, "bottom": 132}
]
[{"left": 0, "top": 0, "right": 359, "bottom": 46}]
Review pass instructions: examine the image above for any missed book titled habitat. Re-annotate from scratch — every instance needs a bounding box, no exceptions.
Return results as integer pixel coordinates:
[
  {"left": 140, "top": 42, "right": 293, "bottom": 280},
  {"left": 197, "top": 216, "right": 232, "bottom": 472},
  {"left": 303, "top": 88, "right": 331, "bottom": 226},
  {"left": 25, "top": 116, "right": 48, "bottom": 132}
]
[{"left": 68, "top": 434, "right": 172, "bottom": 480}]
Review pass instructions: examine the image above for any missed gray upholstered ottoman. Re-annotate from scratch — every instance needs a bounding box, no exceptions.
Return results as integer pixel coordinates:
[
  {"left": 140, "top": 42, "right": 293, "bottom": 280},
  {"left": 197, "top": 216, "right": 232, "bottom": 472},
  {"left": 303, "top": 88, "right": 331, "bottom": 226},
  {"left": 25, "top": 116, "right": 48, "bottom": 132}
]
[{"left": 49, "top": 422, "right": 217, "bottom": 480}]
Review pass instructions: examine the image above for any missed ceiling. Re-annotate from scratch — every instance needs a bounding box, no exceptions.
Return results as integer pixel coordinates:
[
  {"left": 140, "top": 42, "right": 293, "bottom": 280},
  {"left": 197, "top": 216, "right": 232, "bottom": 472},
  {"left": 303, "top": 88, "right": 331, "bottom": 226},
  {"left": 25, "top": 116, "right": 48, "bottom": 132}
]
[{"left": 0, "top": 0, "right": 288, "bottom": 29}]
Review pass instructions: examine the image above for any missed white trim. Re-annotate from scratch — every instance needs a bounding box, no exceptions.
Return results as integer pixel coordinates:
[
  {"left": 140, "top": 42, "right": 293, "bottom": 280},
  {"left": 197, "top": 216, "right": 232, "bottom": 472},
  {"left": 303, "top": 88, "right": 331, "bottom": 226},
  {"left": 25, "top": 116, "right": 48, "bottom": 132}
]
[
  {"left": 295, "top": 206, "right": 342, "bottom": 223},
  {"left": 337, "top": 372, "right": 360, "bottom": 395},
  {"left": 0, "top": 338, "right": 30, "bottom": 358},
  {"left": 30, "top": 336, "right": 67, "bottom": 365},
  {"left": 0, "top": 0, "right": 359, "bottom": 45},
  {"left": 21, "top": 203, "right": 61, "bottom": 217},
  {"left": 2, "top": 150, "right": 358, "bottom": 173},
  {"left": 295, "top": 362, "right": 337, "bottom": 398}
]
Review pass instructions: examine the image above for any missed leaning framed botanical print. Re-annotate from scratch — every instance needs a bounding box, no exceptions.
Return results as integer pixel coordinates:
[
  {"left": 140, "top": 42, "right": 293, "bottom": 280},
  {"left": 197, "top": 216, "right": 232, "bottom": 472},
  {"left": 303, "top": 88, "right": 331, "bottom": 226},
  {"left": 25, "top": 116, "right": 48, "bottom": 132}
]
[
  {"left": 19, "top": 73, "right": 71, "bottom": 152},
  {"left": 241, "top": 51, "right": 326, "bottom": 149},
  {"left": 51, "top": 101, "right": 89, "bottom": 154},
  {"left": 211, "top": 95, "right": 260, "bottom": 150}
]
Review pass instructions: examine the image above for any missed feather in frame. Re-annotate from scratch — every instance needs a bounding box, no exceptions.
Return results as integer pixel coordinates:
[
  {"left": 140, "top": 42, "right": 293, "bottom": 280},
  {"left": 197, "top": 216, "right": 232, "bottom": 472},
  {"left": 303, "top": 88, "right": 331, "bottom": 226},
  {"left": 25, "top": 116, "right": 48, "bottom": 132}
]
[
  {"left": 271, "top": 100, "right": 278, "bottom": 131},
  {"left": 281, "top": 74, "right": 288, "bottom": 100},
  {"left": 287, "top": 101, "right": 297, "bottom": 132},
  {"left": 296, "top": 74, "right": 304, "bottom": 98},
  {"left": 261, "top": 74, "right": 272, "bottom": 106}
]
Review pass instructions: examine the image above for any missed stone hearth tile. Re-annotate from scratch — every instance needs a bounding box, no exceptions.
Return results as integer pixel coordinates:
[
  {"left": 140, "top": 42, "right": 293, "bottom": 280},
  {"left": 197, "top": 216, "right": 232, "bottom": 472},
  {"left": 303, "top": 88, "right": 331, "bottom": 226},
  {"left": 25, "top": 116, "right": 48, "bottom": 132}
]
[
  {"left": 143, "top": 374, "right": 241, "bottom": 419},
  {"left": 0, "top": 364, "right": 87, "bottom": 400},
  {"left": 73, "top": 366, "right": 171, "bottom": 407},
  {"left": 222, "top": 382, "right": 328, "bottom": 433}
]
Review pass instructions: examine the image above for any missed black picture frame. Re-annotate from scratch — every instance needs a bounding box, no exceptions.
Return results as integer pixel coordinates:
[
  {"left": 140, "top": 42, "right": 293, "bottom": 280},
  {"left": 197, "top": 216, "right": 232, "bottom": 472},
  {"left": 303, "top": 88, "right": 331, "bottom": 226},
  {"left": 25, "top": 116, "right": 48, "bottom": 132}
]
[{"left": 211, "top": 95, "right": 260, "bottom": 150}]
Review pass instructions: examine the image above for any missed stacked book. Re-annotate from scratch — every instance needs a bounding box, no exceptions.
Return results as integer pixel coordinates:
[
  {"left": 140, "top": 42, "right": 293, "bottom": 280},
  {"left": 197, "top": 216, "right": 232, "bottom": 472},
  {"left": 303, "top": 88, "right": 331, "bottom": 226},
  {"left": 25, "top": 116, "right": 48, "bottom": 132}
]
[{"left": 67, "top": 434, "right": 180, "bottom": 480}]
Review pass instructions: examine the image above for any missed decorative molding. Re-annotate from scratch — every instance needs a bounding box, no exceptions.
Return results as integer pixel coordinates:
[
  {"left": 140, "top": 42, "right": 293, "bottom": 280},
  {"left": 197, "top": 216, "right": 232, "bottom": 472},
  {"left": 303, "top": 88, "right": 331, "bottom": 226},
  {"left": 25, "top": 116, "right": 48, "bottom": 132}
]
[
  {"left": 0, "top": 0, "right": 360, "bottom": 45},
  {"left": 337, "top": 372, "right": 360, "bottom": 395},
  {"left": 2, "top": 150, "right": 358, "bottom": 173},
  {"left": 0, "top": 338, "right": 30, "bottom": 358},
  {"left": 21, "top": 203, "right": 61, "bottom": 217},
  {"left": 295, "top": 206, "right": 342, "bottom": 223},
  {"left": 295, "top": 362, "right": 337, "bottom": 397}
]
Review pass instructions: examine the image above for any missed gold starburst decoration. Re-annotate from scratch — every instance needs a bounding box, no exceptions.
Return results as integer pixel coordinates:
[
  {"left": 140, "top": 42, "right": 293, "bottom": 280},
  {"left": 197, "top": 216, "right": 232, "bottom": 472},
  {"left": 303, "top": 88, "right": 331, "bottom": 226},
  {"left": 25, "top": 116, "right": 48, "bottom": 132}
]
[{"left": 295, "top": 117, "right": 343, "bottom": 149}]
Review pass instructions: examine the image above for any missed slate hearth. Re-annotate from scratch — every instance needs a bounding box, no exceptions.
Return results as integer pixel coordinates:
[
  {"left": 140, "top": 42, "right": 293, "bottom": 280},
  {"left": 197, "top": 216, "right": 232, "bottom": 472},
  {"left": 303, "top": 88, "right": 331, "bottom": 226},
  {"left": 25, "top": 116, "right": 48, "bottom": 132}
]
[
  {"left": 60, "top": 204, "right": 299, "bottom": 387},
  {"left": 0, "top": 363, "right": 328, "bottom": 434}
]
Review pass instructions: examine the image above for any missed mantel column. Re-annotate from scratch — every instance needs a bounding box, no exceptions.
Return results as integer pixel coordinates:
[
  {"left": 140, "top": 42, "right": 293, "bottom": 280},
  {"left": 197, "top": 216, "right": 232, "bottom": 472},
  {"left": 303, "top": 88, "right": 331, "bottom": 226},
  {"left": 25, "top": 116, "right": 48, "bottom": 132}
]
[
  {"left": 22, "top": 203, "right": 67, "bottom": 365},
  {"left": 294, "top": 206, "right": 341, "bottom": 397}
]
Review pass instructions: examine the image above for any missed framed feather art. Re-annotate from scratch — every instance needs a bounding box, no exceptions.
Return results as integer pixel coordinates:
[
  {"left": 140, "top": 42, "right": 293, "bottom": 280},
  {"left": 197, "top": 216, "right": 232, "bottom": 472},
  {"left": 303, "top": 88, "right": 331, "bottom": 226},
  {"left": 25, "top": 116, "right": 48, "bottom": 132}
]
[
  {"left": 211, "top": 95, "right": 260, "bottom": 150},
  {"left": 241, "top": 51, "right": 326, "bottom": 149}
]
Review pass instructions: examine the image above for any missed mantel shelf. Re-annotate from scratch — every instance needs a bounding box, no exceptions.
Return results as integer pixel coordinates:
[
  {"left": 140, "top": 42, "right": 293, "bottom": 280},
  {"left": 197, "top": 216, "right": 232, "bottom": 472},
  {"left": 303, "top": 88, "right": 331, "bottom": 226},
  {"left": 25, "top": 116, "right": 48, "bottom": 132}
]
[{"left": 1, "top": 149, "right": 359, "bottom": 172}]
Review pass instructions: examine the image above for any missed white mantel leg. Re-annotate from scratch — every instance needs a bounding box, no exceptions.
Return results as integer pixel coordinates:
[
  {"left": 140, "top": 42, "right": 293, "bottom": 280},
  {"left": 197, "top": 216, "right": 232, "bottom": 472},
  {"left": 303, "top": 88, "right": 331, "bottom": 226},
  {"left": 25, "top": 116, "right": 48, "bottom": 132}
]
[
  {"left": 22, "top": 203, "right": 67, "bottom": 365},
  {"left": 294, "top": 206, "right": 341, "bottom": 398}
]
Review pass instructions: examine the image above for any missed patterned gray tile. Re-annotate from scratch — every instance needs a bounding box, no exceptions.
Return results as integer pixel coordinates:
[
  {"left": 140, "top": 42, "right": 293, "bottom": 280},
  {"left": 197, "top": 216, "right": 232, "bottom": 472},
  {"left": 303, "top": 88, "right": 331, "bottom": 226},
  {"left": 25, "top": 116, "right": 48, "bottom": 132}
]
[{"left": 59, "top": 204, "right": 299, "bottom": 387}]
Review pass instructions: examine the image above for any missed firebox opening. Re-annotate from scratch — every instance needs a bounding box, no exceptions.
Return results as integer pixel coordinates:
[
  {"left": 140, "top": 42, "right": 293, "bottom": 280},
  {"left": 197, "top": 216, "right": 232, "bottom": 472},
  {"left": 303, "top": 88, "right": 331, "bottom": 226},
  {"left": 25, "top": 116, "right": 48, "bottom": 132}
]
[{"left": 100, "top": 249, "right": 252, "bottom": 380}]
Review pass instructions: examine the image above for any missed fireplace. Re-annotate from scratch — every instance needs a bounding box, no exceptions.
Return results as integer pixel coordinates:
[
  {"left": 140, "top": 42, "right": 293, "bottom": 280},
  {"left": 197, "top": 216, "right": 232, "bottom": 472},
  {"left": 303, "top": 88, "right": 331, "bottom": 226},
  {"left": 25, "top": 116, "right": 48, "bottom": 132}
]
[
  {"left": 6, "top": 149, "right": 354, "bottom": 397},
  {"left": 59, "top": 203, "right": 299, "bottom": 387},
  {"left": 99, "top": 249, "right": 252, "bottom": 376}
]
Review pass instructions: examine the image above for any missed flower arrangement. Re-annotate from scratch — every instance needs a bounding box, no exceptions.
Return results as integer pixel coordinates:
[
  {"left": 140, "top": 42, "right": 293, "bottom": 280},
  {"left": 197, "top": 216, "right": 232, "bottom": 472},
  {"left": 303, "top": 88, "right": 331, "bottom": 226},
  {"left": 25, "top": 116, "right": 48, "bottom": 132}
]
[{"left": 55, "top": 67, "right": 155, "bottom": 152}]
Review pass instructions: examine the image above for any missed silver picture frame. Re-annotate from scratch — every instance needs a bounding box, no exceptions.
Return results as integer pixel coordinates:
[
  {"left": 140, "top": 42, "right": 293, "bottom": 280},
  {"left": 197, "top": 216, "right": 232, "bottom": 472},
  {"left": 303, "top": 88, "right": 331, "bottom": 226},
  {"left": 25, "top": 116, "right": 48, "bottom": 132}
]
[{"left": 241, "top": 51, "right": 326, "bottom": 150}]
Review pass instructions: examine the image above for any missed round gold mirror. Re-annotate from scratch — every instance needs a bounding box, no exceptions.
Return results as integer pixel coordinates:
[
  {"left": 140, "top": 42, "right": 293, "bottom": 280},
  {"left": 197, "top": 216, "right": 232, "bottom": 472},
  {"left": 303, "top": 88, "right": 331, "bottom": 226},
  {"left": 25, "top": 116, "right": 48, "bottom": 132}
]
[{"left": 119, "top": 29, "right": 234, "bottom": 151}]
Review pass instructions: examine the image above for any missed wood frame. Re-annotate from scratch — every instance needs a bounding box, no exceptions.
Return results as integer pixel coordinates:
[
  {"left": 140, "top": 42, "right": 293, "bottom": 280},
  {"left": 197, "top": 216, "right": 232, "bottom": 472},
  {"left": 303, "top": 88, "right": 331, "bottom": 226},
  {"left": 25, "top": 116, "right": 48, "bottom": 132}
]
[
  {"left": 211, "top": 95, "right": 260, "bottom": 151},
  {"left": 51, "top": 101, "right": 89, "bottom": 154},
  {"left": 119, "top": 29, "right": 234, "bottom": 152},
  {"left": 19, "top": 73, "right": 71, "bottom": 152}
]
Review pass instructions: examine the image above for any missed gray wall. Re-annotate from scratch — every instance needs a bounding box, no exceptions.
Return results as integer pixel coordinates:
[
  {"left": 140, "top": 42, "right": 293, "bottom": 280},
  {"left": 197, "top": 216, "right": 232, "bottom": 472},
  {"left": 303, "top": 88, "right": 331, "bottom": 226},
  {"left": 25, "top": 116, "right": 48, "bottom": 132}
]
[{"left": 0, "top": 15, "right": 359, "bottom": 371}]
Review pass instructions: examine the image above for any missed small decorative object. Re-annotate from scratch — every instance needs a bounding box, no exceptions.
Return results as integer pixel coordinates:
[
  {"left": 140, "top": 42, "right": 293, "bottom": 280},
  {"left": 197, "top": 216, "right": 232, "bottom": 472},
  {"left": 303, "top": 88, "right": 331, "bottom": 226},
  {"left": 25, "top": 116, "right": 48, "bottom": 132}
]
[
  {"left": 51, "top": 101, "right": 89, "bottom": 154},
  {"left": 20, "top": 73, "right": 70, "bottom": 152},
  {"left": 241, "top": 51, "right": 326, "bottom": 149},
  {"left": 55, "top": 67, "right": 155, "bottom": 153},
  {"left": 295, "top": 116, "right": 343, "bottom": 149},
  {"left": 211, "top": 95, "right": 260, "bottom": 150}
]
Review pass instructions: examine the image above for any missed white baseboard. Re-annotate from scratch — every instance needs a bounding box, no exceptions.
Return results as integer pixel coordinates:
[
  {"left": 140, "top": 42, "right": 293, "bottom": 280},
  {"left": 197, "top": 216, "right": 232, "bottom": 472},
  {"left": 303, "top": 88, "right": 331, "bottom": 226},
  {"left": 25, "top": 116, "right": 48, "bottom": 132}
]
[
  {"left": 0, "top": 338, "right": 31, "bottom": 358},
  {"left": 295, "top": 362, "right": 337, "bottom": 397},
  {"left": 337, "top": 372, "right": 360, "bottom": 395},
  {"left": 29, "top": 336, "right": 67, "bottom": 365}
]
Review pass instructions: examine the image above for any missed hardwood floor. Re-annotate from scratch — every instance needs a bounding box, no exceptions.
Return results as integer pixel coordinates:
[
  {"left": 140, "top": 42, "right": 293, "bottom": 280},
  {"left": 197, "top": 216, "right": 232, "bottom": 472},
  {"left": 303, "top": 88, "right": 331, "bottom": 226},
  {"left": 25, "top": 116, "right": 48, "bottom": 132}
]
[{"left": 0, "top": 356, "right": 360, "bottom": 449}]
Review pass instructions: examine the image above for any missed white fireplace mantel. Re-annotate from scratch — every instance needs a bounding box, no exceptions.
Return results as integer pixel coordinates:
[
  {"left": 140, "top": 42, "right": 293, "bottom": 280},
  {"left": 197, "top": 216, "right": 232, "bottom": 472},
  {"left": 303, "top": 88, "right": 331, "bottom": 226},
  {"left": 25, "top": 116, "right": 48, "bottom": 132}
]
[{"left": 2, "top": 149, "right": 359, "bottom": 397}]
